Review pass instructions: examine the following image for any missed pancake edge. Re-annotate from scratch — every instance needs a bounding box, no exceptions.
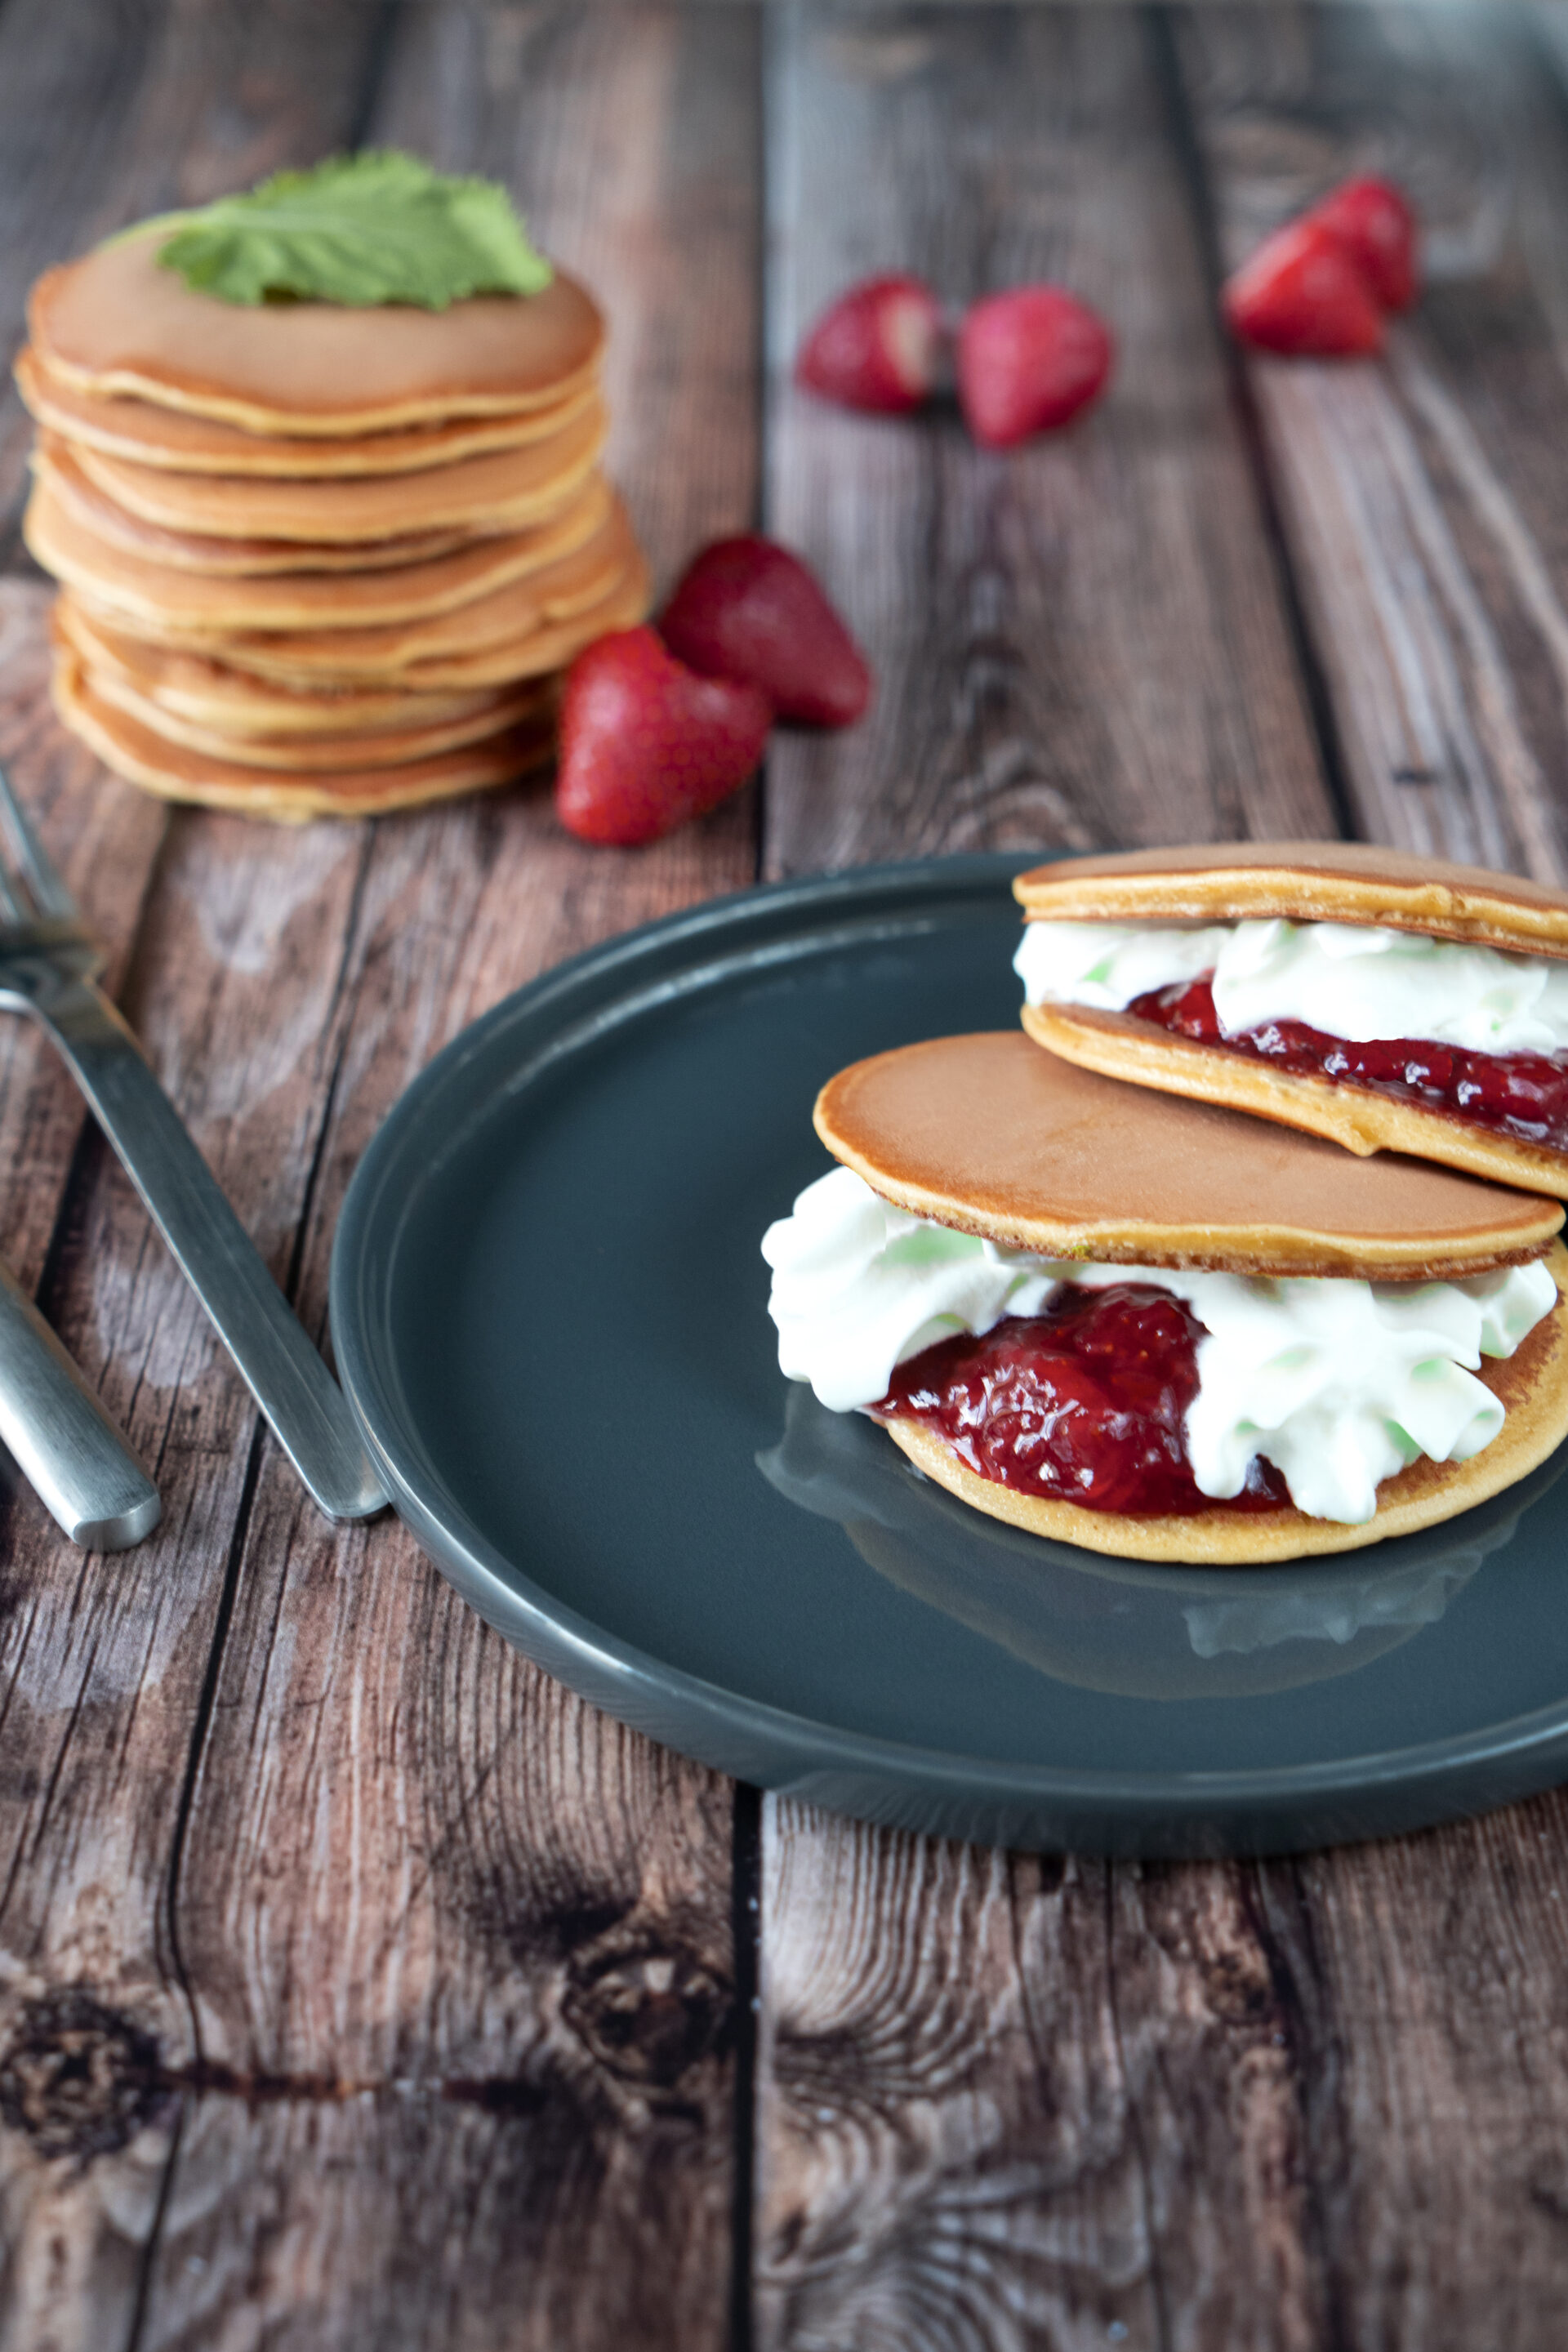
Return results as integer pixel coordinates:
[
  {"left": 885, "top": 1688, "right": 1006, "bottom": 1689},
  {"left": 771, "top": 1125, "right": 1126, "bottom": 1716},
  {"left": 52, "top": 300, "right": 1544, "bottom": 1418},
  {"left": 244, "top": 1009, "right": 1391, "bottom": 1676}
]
[
  {"left": 1022, "top": 998, "right": 1568, "bottom": 1202},
  {"left": 28, "top": 261, "right": 607, "bottom": 435},
  {"left": 1012, "top": 842, "right": 1568, "bottom": 956},
  {"left": 813, "top": 1058, "right": 1564, "bottom": 1282},
  {"left": 14, "top": 344, "right": 603, "bottom": 475},
  {"left": 52, "top": 660, "right": 555, "bottom": 821},
  {"left": 872, "top": 1243, "right": 1568, "bottom": 1564}
]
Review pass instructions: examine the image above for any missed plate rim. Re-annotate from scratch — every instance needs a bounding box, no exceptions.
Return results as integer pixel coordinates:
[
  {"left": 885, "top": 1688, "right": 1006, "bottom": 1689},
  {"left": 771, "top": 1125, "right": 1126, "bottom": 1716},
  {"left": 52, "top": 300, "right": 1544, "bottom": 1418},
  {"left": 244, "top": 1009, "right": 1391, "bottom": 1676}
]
[{"left": 328, "top": 852, "right": 1568, "bottom": 1838}]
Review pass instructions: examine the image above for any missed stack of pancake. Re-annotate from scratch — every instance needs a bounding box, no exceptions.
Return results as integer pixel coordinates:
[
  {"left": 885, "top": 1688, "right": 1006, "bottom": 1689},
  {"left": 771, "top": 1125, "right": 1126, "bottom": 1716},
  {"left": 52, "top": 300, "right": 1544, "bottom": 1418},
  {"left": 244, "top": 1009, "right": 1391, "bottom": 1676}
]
[{"left": 17, "top": 228, "right": 648, "bottom": 819}]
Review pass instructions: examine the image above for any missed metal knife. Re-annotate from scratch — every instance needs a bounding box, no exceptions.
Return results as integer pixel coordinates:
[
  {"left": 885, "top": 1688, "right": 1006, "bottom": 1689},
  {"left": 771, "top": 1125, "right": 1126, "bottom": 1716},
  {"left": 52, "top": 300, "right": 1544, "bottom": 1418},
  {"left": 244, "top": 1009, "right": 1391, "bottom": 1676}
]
[{"left": 0, "top": 1258, "right": 160, "bottom": 1549}]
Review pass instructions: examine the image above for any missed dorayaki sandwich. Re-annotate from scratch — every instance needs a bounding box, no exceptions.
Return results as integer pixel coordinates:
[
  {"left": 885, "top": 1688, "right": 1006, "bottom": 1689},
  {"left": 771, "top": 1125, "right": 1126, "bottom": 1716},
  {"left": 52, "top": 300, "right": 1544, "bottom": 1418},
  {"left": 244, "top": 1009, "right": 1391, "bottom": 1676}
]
[
  {"left": 1014, "top": 842, "right": 1568, "bottom": 1196},
  {"left": 761, "top": 1034, "right": 1568, "bottom": 1564}
]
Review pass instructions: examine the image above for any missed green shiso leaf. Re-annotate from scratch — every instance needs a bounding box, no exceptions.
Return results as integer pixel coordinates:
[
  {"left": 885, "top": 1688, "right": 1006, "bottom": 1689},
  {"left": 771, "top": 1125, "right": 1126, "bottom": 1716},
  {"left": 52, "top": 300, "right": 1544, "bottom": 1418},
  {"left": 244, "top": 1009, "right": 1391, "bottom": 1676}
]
[{"left": 145, "top": 151, "right": 553, "bottom": 310}]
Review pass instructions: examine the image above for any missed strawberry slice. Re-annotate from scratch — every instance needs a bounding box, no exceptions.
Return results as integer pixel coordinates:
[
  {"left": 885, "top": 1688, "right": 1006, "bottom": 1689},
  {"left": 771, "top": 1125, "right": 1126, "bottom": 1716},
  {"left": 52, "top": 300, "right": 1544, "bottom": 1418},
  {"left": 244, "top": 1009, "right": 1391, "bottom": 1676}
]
[
  {"left": 659, "top": 536, "right": 871, "bottom": 728},
  {"left": 555, "top": 627, "right": 772, "bottom": 846},
  {"left": 795, "top": 274, "right": 942, "bottom": 414},
  {"left": 1223, "top": 217, "right": 1384, "bottom": 356},
  {"left": 956, "top": 285, "right": 1115, "bottom": 448},
  {"left": 1307, "top": 174, "right": 1418, "bottom": 312}
]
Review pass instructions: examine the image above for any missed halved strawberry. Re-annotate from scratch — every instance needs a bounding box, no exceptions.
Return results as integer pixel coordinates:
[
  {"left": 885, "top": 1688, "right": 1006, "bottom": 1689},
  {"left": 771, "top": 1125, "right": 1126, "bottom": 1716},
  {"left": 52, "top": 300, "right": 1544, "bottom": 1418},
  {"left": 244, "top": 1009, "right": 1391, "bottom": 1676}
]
[
  {"left": 659, "top": 536, "right": 871, "bottom": 728},
  {"left": 555, "top": 627, "right": 772, "bottom": 847},
  {"left": 956, "top": 285, "right": 1114, "bottom": 448},
  {"left": 1222, "top": 218, "right": 1384, "bottom": 356},
  {"left": 1307, "top": 175, "right": 1418, "bottom": 312},
  {"left": 795, "top": 274, "right": 942, "bottom": 414}
]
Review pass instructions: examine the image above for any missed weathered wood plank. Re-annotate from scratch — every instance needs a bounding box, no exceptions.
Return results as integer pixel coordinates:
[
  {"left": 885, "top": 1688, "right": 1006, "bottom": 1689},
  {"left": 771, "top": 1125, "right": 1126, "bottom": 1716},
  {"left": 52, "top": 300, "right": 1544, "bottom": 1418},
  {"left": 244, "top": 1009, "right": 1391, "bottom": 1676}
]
[
  {"left": 762, "top": 2, "right": 1334, "bottom": 880},
  {"left": 0, "top": 7, "right": 418, "bottom": 2342},
  {"left": 1176, "top": 0, "right": 1568, "bottom": 881},
  {"left": 756, "top": 12, "right": 1568, "bottom": 2351},
  {"left": 145, "top": 8, "right": 761, "bottom": 2345},
  {"left": 1254, "top": 1794, "right": 1568, "bottom": 2350}
]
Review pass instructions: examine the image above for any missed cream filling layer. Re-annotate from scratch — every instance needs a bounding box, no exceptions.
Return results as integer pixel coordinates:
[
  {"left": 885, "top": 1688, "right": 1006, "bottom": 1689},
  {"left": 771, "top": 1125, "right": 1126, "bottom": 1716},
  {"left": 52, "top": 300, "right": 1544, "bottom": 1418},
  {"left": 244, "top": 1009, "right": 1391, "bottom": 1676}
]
[
  {"left": 1014, "top": 916, "right": 1568, "bottom": 1057},
  {"left": 761, "top": 1167, "right": 1557, "bottom": 1524}
]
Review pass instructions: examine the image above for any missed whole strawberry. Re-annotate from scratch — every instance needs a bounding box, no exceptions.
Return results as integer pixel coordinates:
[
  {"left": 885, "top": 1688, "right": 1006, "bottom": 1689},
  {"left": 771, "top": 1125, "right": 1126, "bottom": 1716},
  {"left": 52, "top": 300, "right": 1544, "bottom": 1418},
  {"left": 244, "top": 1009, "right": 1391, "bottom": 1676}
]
[
  {"left": 660, "top": 537, "right": 871, "bottom": 728},
  {"left": 1223, "top": 218, "right": 1384, "bottom": 356},
  {"left": 1307, "top": 175, "right": 1418, "bottom": 313},
  {"left": 956, "top": 285, "right": 1115, "bottom": 448},
  {"left": 795, "top": 274, "right": 942, "bottom": 415},
  {"left": 555, "top": 627, "right": 772, "bottom": 846}
]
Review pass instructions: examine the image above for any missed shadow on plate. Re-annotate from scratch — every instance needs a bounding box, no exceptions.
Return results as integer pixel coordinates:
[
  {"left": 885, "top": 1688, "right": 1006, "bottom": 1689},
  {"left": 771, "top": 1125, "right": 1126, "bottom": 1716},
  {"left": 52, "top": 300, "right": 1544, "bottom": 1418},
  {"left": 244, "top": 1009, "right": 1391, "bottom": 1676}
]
[{"left": 758, "top": 1383, "right": 1566, "bottom": 1703}]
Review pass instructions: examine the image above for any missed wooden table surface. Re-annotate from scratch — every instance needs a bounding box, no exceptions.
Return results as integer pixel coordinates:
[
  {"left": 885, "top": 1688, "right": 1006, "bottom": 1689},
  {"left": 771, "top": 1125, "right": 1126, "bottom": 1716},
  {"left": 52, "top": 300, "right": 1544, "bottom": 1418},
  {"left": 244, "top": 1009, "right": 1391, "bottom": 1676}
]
[{"left": 3, "top": 3, "right": 1568, "bottom": 2344}]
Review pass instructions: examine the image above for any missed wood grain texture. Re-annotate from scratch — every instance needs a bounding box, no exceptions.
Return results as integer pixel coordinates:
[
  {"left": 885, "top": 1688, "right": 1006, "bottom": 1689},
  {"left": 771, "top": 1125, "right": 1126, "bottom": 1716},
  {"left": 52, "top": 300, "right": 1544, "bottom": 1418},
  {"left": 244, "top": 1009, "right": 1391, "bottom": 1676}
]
[
  {"left": 758, "top": 1812, "right": 1340, "bottom": 2352},
  {"left": 1176, "top": 0, "right": 1568, "bottom": 882},
  {"left": 0, "top": 7, "right": 447, "bottom": 2345},
  {"left": 145, "top": 9, "right": 762, "bottom": 2345},
  {"left": 762, "top": 2, "right": 1333, "bottom": 880}
]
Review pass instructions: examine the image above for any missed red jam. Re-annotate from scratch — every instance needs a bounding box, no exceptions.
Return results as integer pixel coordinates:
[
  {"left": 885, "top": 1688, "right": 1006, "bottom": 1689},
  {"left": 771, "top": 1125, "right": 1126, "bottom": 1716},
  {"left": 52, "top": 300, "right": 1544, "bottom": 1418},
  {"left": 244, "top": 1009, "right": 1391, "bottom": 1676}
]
[
  {"left": 1130, "top": 977, "right": 1568, "bottom": 1152},
  {"left": 874, "top": 1282, "right": 1288, "bottom": 1517}
]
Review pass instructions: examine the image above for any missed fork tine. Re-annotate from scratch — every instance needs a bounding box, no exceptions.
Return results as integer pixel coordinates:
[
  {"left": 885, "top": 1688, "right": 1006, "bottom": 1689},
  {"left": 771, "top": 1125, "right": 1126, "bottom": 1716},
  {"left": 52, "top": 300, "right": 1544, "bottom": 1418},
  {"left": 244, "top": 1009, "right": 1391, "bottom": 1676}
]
[{"left": 0, "top": 761, "right": 76, "bottom": 920}]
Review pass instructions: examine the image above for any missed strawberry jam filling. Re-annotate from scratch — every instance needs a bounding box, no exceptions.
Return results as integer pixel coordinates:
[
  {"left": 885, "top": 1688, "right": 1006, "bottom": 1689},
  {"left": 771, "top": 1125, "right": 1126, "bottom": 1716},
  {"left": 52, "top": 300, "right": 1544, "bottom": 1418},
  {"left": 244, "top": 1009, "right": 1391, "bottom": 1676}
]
[
  {"left": 1129, "top": 977, "right": 1568, "bottom": 1152},
  {"left": 874, "top": 1281, "right": 1288, "bottom": 1517}
]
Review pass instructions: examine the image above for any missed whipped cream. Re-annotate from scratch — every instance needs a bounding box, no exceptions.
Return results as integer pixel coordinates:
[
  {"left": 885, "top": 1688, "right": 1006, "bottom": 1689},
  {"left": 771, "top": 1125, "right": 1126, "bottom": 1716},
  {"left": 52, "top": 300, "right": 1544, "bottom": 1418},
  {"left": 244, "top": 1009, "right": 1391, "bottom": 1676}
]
[
  {"left": 1015, "top": 916, "right": 1568, "bottom": 1057},
  {"left": 761, "top": 1166, "right": 1557, "bottom": 1524}
]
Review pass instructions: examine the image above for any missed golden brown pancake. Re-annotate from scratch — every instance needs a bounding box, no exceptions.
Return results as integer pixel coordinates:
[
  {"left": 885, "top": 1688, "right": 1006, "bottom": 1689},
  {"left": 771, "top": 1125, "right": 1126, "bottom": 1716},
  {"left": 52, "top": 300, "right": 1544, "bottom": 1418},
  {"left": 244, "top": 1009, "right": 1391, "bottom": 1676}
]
[
  {"left": 33, "top": 442, "right": 471, "bottom": 574},
  {"left": 1013, "top": 844, "right": 1568, "bottom": 1196},
  {"left": 57, "top": 399, "right": 608, "bottom": 542},
  {"left": 24, "top": 474, "right": 607, "bottom": 632},
  {"left": 816, "top": 1033, "right": 1563, "bottom": 1278},
  {"left": 149, "top": 514, "right": 644, "bottom": 687},
  {"left": 880, "top": 1260, "right": 1568, "bottom": 1564},
  {"left": 29, "top": 230, "right": 605, "bottom": 433},
  {"left": 1013, "top": 840, "right": 1568, "bottom": 953},
  {"left": 1022, "top": 1000, "right": 1568, "bottom": 1198},
  {"left": 53, "top": 653, "right": 556, "bottom": 819},
  {"left": 73, "top": 652, "right": 549, "bottom": 771},
  {"left": 812, "top": 1032, "right": 1568, "bottom": 1562},
  {"left": 53, "top": 599, "right": 522, "bottom": 737},
  {"left": 390, "top": 559, "right": 650, "bottom": 690},
  {"left": 16, "top": 343, "right": 600, "bottom": 474}
]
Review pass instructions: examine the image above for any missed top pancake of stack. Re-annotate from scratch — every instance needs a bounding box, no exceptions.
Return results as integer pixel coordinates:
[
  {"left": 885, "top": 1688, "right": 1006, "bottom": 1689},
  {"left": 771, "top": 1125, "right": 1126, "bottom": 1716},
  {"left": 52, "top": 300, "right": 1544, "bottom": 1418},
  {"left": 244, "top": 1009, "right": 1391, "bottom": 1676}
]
[{"left": 19, "top": 211, "right": 649, "bottom": 820}]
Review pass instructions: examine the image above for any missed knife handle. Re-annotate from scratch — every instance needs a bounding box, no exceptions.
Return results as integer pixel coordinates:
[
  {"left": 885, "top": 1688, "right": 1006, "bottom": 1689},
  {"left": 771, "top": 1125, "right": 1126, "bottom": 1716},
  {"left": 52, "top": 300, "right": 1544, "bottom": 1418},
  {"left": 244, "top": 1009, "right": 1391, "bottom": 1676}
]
[{"left": 0, "top": 1258, "right": 160, "bottom": 1549}]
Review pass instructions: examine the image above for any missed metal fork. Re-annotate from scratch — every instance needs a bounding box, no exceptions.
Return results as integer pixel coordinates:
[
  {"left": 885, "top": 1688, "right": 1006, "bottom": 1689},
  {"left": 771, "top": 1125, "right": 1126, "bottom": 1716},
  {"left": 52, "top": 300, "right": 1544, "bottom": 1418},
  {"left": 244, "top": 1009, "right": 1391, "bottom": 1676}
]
[{"left": 0, "top": 764, "right": 386, "bottom": 1521}]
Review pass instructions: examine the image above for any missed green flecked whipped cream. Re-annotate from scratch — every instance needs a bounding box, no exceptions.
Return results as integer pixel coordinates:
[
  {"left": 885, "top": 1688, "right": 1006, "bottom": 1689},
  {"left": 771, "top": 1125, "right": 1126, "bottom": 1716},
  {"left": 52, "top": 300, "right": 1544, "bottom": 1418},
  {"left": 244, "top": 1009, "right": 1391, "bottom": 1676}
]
[
  {"left": 760, "top": 1167, "right": 1556, "bottom": 1525},
  {"left": 1015, "top": 916, "right": 1568, "bottom": 1056}
]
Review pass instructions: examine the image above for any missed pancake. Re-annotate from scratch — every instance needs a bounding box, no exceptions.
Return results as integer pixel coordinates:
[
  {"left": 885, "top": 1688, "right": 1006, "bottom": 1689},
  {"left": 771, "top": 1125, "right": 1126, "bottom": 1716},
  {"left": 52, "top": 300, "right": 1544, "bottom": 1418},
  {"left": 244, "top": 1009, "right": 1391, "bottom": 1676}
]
[
  {"left": 29, "top": 230, "right": 605, "bottom": 433},
  {"left": 815, "top": 1032, "right": 1562, "bottom": 1277},
  {"left": 152, "top": 506, "right": 644, "bottom": 685},
  {"left": 15, "top": 344, "right": 601, "bottom": 475},
  {"left": 53, "top": 654, "right": 556, "bottom": 819},
  {"left": 1013, "top": 840, "right": 1568, "bottom": 953},
  {"left": 880, "top": 1269, "right": 1568, "bottom": 1563},
  {"left": 33, "top": 442, "right": 471, "bottom": 575},
  {"left": 71, "top": 650, "right": 550, "bottom": 771},
  {"left": 1014, "top": 844, "right": 1568, "bottom": 1196},
  {"left": 60, "top": 399, "right": 609, "bottom": 542},
  {"left": 53, "top": 599, "right": 524, "bottom": 737},
  {"left": 804, "top": 1032, "right": 1568, "bottom": 1562},
  {"left": 1021, "top": 1000, "right": 1568, "bottom": 1198},
  {"left": 24, "top": 474, "right": 607, "bottom": 632},
  {"left": 392, "top": 557, "right": 649, "bottom": 690}
]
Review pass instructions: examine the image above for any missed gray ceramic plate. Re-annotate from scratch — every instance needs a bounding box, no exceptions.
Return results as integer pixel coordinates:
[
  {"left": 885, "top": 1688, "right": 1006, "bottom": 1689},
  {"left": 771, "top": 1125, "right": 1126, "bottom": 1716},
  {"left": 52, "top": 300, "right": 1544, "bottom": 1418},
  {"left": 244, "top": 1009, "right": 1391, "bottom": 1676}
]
[{"left": 330, "top": 853, "right": 1568, "bottom": 1855}]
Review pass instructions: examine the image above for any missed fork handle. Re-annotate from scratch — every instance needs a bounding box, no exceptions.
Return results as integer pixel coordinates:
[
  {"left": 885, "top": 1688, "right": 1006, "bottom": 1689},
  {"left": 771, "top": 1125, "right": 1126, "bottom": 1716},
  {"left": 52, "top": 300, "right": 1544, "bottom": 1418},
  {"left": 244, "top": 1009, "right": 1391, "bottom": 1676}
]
[{"left": 32, "top": 976, "right": 388, "bottom": 1521}]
